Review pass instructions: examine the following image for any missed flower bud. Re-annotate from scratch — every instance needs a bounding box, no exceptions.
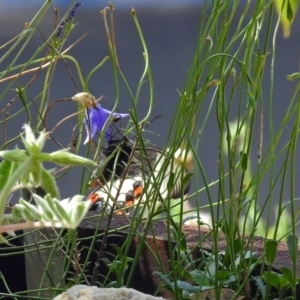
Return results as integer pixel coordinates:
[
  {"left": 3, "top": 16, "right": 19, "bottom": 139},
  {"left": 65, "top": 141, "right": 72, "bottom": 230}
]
[
  {"left": 21, "top": 124, "right": 48, "bottom": 154},
  {"left": 49, "top": 150, "right": 97, "bottom": 166},
  {"left": 72, "top": 92, "right": 97, "bottom": 109},
  {"left": 207, "top": 79, "right": 221, "bottom": 87}
]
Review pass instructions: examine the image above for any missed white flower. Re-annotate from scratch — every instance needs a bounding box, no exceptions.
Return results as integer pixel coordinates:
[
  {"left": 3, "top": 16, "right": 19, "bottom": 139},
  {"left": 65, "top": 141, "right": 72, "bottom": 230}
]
[{"left": 21, "top": 124, "right": 49, "bottom": 154}]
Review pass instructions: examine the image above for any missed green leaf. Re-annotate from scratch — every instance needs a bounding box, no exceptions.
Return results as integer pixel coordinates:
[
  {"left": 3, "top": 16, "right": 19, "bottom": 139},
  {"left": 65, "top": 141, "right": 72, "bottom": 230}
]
[
  {"left": 232, "top": 238, "right": 243, "bottom": 256},
  {"left": 53, "top": 200, "right": 72, "bottom": 224},
  {"left": 29, "top": 162, "right": 42, "bottom": 185},
  {"left": 228, "top": 239, "right": 244, "bottom": 268},
  {"left": 0, "top": 160, "right": 12, "bottom": 191},
  {"left": 216, "top": 270, "right": 230, "bottom": 280},
  {"left": 154, "top": 271, "right": 174, "bottom": 292},
  {"left": 167, "top": 172, "right": 175, "bottom": 192},
  {"left": 32, "top": 193, "right": 55, "bottom": 221},
  {"left": 18, "top": 199, "right": 42, "bottom": 220},
  {"left": 182, "top": 172, "right": 194, "bottom": 189},
  {"left": 275, "top": 0, "right": 299, "bottom": 38},
  {"left": 12, "top": 206, "right": 23, "bottom": 220},
  {"left": 40, "top": 166, "right": 59, "bottom": 199},
  {"left": 111, "top": 244, "right": 124, "bottom": 258},
  {"left": 41, "top": 194, "right": 71, "bottom": 225},
  {"left": 176, "top": 280, "right": 199, "bottom": 293},
  {"left": 16, "top": 85, "right": 31, "bottom": 123},
  {"left": 247, "top": 90, "right": 256, "bottom": 108},
  {"left": 278, "top": 276, "right": 290, "bottom": 291},
  {"left": 107, "top": 260, "right": 122, "bottom": 275},
  {"left": 252, "top": 276, "right": 266, "bottom": 297},
  {"left": 0, "top": 150, "right": 28, "bottom": 162},
  {"left": 265, "top": 239, "right": 278, "bottom": 265},
  {"left": 18, "top": 204, "right": 36, "bottom": 222},
  {"left": 280, "top": 267, "right": 296, "bottom": 287},
  {"left": 36, "top": 153, "right": 53, "bottom": 161},
  {"left": 189, "top": 270, "right": 210, "bottom": 286},
  {"left": 240, "top": 151, "right": 248, "bottom": 171},
  {"left": 68, "top": 195, "right": 90, "bottom": 226},
  {"left": 223, "top": 274, "right": 239, "bottom": 285},
  {"left": 253, "top": 50, "right": 270, "bottom": 81},
  {"left": 287, "top": 234, "right": 298, "bottom": 265},
  {"left": 262, "top": 271, "right": 281, "bottom": 291},
  {"left": 287, "top": 0, "right": 294, "bottom": 22}
]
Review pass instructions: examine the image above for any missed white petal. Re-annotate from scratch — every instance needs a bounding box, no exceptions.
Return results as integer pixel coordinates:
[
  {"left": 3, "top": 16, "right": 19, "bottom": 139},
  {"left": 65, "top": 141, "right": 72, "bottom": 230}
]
[
  {"left": 22, "top": 124, "right": 36, "bottom": 144},
  {"left": 35, "top": 129, "right": 49, "bottom": 151}
]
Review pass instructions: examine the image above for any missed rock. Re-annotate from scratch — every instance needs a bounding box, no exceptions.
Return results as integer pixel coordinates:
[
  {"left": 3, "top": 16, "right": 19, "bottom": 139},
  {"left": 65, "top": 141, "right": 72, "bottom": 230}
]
[{"left": 53, "top": 285, "right": 166, "bottom": 300}]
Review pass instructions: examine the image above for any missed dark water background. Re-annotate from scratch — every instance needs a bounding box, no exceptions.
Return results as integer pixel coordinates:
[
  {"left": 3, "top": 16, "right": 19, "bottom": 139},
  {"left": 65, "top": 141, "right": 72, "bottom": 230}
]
[{"left": 1, "top": 1, "right": 300, "bottom": 230}]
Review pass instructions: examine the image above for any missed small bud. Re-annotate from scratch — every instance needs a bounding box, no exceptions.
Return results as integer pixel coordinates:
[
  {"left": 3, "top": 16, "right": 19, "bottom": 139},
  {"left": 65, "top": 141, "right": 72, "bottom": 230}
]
[
  {"left": 24, "top": 22, "right": 30, "bottom": 30},
  {"left": 72, "top": 92, "right": 97, "bottom": 109},
  {"left": 49, "top": 150, "right": 97, "bottom": 166},
  {"left": 206, "top": 35, "right": 213, "bottom": 50},
  {"left": 174, "top": 148, "right": 194, "bottom": 172},
  {"left": 230, "top": 67, "right": 236, "bottom": 78},
  {"left": 287, "top": 73, "right": 300, "bottom": 81},
  {"left": 207, "top": 79, "right": 221, "bottom": 87}
]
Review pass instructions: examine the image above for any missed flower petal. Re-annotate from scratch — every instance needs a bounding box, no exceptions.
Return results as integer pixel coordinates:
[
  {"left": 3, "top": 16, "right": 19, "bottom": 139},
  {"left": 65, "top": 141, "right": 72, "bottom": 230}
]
[
  {"left": 22, "top": 124, "right": 35, "bottom": 144},
  {"left": 84, "top": 104, "right": 129, "bottom": 144},
  {"left": 101, "top": 107, "right": 129, "bottom": 119}
]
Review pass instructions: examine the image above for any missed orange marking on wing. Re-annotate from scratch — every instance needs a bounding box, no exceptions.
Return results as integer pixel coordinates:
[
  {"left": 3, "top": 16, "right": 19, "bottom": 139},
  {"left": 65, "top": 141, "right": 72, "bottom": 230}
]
[
  {"left": 89, "top": 193, "right": 100, "bottom": 204},
  {"left": 125, "top": 200, "right": 134, "bottom": 207},
  {"left": 133, "top": 185, "right": 143, "bottom": 198}
]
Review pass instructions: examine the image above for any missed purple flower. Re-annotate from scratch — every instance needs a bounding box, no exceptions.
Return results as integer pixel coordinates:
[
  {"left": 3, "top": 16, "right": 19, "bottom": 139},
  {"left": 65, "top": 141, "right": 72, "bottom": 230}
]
[
  {"left": 56, "top": 2, "right": 82, "bottom": 38},
  {"left": 84, "top": 103, "right": 129, "bottom": 144},
  {"left": 69, "top": 2, "right": 82, "bottom": 19},
  {"left": 56, "top": 22, "right": 65, "bottom": 38}
]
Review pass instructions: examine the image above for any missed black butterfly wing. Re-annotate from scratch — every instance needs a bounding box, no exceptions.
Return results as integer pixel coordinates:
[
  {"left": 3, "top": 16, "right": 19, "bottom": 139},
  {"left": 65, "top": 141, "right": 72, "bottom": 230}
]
[
  {"left": 91, "top": 142, "right": 191, "bottom": 201},
  {"left": 90, "top": 139, "right": 132, "bottom": 187}
]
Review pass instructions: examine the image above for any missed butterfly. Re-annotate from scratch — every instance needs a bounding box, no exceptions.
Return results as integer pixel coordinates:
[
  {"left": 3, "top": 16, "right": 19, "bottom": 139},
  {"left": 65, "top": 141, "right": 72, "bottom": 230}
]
[{"left": 88, "top": 137, "right": 193, "bottom": 214}]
